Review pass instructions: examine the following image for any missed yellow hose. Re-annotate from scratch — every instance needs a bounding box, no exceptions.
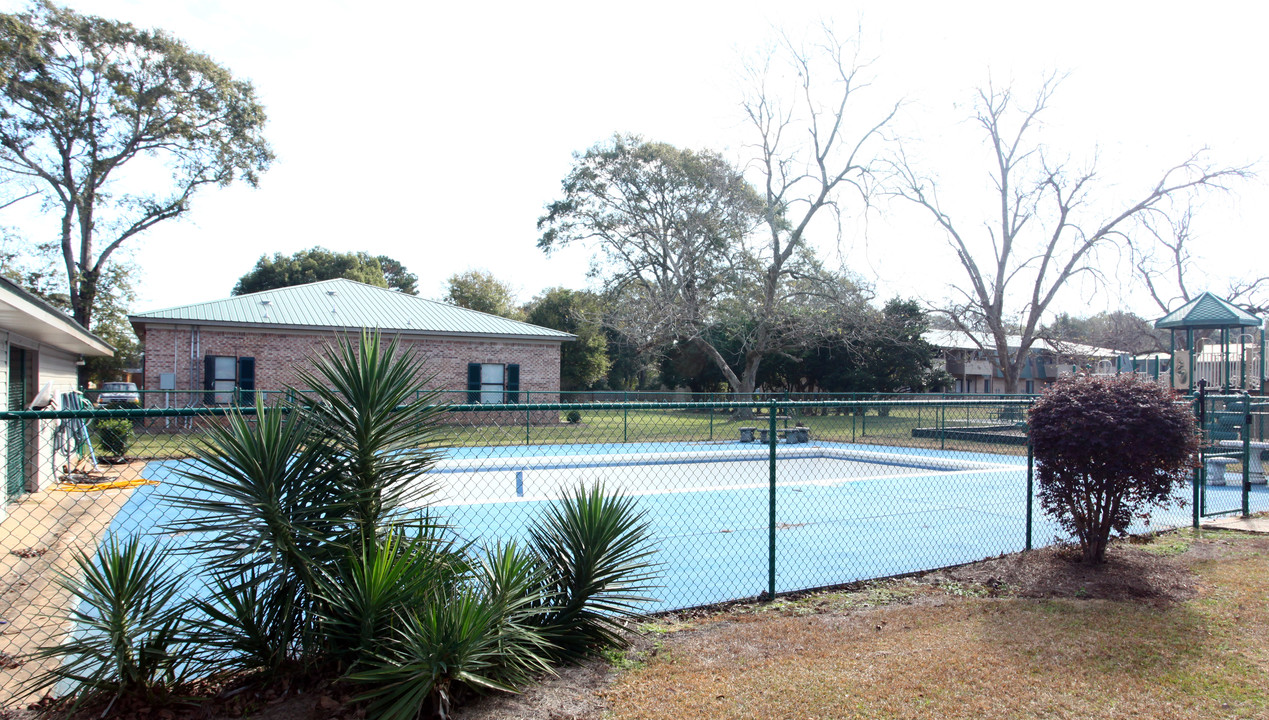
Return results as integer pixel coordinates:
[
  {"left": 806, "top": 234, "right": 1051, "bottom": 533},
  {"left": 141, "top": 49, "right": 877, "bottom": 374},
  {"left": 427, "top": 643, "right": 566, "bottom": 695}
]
[{"left": 53, "top": 478, "right": 159, "bottom": 492}]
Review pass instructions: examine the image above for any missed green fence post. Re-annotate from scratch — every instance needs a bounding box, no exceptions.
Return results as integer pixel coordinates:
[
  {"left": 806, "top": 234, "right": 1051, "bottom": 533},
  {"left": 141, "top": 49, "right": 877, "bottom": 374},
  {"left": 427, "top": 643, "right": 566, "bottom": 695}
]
[
  {"left": 862, "top": 408, "right": 867, "bottom": 437},
  {"left": 940, "top": 403, "right": 946, "bottom": 450},
  {"left": 709, "top": 406, "right": 714, "bottom": 441},
  {"left": 1025, "top": 439, "right": 1034, "bottom": 551},
  {"left": 768, "top": 398, "right": 778, "bottom": 602},
  {"left": 623, "top": 391, "right": 629, "bottom": 444},
  {"left": 852, "top": 411, "right": 856, "bottom": 443},
  {"left": 1193, "top": 467, "right": 1201, "bottom": 529},
  {"left": 1244, "top": 398, "right": 1252, "bottom": 517},
  {"left": 526, "top": 406, "right": 531, "bottom": 446}
]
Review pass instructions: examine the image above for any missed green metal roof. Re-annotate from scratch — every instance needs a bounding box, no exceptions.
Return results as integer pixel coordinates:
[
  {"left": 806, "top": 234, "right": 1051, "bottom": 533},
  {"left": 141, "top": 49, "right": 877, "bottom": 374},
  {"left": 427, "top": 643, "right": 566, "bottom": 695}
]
[
  {"left": 1153, "top": 292, "right": 1262, "bottom": 330},
  {"left": 130, "top": 279, "right": 574, "bottom": 341}
]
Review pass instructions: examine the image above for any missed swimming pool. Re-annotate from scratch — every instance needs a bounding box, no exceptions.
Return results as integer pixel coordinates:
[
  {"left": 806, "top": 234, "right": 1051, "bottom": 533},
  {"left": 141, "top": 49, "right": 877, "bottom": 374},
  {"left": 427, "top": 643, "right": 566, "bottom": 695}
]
[
  {"left": 102, "top": 439, "right": 1199, "bottom": 611},
  {"left": 424, "top": 444, "right": 1019, "bottom": 505}
]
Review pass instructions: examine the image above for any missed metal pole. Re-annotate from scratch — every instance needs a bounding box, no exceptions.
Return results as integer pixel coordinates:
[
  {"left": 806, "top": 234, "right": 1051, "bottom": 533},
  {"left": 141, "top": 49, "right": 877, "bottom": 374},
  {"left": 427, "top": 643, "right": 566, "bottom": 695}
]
[
  {"left": 709, "top": 406, "right": 714, "bottom": 441},
  {"left": 1241, "top": 333, "right": 1247, "bottom": 389},
  {"left": 768, "top": 398, "right": 778, "bottom": 602},
  {"left": 1026, "top": 439, "right": 1034, "bottom": 551},
  {"left": 623, "top": 390, "right": 628, "bottom": 444},
  {"left": 1244, "top": 391, "right": 1252, "bottom": 517},
  {"left": 1193, "top": 466, "right": 1201, "bottom": 529},
  {"left": 1169, "top": 331, "right": 1175, "bottom": 389},
  {"left": 1194, "top": 381, "right": 1205, "bottom": 528},
  {"left": 1188, "top": 328, "right": 1195, "bottom": 393},
  {"left": 940, "top": 402, "right": 945, "bottom": 450},
  {"left": 525, "top": 406, "right": 531, "bottom": 445}
]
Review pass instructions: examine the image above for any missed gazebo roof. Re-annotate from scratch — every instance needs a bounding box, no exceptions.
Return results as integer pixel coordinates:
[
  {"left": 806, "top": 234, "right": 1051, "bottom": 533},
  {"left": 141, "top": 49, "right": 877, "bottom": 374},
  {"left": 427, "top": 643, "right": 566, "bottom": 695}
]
[{"left": 1154, "top": 292, "right": 1262, "bottom": 330}]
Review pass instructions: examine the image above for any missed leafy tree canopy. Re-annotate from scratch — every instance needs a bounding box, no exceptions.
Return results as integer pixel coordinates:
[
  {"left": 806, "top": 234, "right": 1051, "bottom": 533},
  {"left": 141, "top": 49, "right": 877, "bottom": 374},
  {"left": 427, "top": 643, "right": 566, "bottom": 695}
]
[
  {"left": 524, "top": 288, "right": 610, "bottom": 390},
  {"left": 0, "top": 1, "right": 274, "bottom": 337},
  {"left": 232, "top": 247, "right": 418, "bottom": 295},
  {"left": 443, "top": 269, "right": 520, "bottom": 319}
]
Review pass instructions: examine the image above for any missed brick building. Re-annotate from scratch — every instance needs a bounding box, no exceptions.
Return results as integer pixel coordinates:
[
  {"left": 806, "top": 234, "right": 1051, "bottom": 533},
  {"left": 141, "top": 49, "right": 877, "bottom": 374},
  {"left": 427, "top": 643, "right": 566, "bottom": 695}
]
[{"left": 129, "top": 279, "right": 573, "bottom": 409}]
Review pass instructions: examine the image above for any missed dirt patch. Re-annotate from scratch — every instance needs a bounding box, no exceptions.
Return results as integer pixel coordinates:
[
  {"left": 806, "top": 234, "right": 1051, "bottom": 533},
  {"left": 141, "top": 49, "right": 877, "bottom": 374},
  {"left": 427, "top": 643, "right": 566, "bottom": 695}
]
[
  {"left": 918, "top": 538, "right": 1217, "bottom": 604},
  {"left": 452, "top": 659, "right": 612, "bottom": 720}
]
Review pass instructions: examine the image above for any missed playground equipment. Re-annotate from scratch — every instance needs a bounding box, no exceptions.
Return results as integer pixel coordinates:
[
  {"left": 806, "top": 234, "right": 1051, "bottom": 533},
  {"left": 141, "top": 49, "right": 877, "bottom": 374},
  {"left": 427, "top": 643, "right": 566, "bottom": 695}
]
[{"left": 1155, "top": 292, "right": 1264, "bottom": 394}]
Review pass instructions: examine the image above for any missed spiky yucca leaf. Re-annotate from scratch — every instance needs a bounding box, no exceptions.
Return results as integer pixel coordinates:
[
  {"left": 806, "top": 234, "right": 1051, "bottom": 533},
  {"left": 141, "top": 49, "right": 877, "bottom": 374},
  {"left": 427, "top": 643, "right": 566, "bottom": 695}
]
[
  {"left": 168, "top": 399, "right": 341, "bottom": 587},
  {"left": 350, "top": 587, "right": 551, "bottom": 720},
  {"left": 23, "top": 536, "right": 196, "bottom": 710},
  {"left": 190, "top": 568, "right": 307, "bottom": 676},
  {"left": 295, "top": 330, "right": 449, "bottom": 551},
  {"left": 529, "top": 483, "right": 658, "bottom": 660},
  {"left": 314, "top": 528, "right": 471, "bottom": 668}
]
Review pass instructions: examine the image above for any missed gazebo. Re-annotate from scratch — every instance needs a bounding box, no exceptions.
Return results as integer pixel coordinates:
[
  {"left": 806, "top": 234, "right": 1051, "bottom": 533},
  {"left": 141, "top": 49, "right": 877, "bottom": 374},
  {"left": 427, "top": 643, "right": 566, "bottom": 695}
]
[{"left": 1154, "top": 292, "right": 1264, "bottom": 393}]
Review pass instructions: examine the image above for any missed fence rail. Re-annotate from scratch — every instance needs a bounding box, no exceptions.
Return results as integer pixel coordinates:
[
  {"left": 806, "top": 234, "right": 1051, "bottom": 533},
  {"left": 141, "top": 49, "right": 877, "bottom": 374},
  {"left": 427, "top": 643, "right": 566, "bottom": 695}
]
[{"left": 0, "top": 395, "right": 1243, "bottom": 706}]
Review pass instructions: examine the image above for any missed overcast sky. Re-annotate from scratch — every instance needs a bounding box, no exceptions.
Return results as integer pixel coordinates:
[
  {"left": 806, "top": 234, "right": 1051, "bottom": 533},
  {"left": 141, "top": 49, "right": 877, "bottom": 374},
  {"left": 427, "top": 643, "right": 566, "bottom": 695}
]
[{"left": 2, "top": 0, "right": 1265, "bottom": 322}]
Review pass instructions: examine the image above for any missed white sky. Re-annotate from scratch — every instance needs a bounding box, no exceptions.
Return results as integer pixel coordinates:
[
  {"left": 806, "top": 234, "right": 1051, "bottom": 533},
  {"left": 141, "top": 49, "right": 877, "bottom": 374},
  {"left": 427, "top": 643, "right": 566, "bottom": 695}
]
[{"left": 2, "top": 0, "right": 1266, "bottom": 323}]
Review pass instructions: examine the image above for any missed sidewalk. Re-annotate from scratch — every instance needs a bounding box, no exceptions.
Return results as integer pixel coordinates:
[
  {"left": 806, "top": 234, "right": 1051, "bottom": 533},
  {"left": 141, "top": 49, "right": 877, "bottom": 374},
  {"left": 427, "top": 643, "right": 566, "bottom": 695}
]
[{"left": 1203, "top": 514, "right": 1269, "bottom": 533}]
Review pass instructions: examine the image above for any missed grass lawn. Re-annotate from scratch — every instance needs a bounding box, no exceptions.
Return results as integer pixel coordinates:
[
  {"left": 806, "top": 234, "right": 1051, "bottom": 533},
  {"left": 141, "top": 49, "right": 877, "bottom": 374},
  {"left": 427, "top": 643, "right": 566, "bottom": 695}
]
[
  {"left": 584, "top": 529, "right": 1269, "bottom": 720},
  {"left": 111, "top": 404, "right": 1027, "bottom": 460},
  {"left": 440, "top": 405, "right": 1023, "bottom": 456}
]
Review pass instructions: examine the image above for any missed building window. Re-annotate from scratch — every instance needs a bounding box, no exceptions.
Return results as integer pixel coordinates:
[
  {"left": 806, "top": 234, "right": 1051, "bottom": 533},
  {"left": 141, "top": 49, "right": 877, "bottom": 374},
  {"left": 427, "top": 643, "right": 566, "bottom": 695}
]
[
  {"left": 467, "top": 363, "right": 520, "bottom": 403},
  {"left": 204, "top": 355, "right": 256, "bottom": 405},
  {"left": 984, "top": 379, "right": 991, "bottom": 393},
  {"left": 1025, "top": 380, "right": 1035, "bottom": 394}
]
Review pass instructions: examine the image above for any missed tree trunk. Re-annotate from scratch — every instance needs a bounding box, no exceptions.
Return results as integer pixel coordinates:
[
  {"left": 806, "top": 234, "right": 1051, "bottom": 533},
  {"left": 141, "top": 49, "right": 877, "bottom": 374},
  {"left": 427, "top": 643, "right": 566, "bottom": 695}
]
[{"left": 693, "top": 338, "right": 763, "bottom": 421}]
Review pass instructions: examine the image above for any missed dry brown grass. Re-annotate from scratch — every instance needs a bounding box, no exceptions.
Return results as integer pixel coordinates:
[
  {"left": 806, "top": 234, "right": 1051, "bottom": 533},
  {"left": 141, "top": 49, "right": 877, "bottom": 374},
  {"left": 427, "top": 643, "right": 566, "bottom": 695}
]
[{"left": 602, "top": 531, "right": 1269, "bottom": 720}]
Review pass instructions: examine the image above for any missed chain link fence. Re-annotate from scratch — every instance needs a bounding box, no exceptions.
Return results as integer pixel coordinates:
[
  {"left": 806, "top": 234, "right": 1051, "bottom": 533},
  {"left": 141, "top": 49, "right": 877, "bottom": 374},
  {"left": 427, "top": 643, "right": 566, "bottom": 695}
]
[{"left": 0, "top": 395, "right": 1226, "bottom": 706}]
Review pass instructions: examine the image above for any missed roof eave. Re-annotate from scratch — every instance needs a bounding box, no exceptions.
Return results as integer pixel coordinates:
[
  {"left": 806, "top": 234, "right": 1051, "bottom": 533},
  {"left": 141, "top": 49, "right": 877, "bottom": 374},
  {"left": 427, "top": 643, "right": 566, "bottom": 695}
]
[{"left": 128, "top": 315, "right": 576, "bottom": 342}]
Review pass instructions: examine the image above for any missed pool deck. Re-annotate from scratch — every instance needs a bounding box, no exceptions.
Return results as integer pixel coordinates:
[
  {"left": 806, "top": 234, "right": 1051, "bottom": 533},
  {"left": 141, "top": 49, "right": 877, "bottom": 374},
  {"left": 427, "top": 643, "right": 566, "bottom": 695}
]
[
  {"left": 1203, "top": 513, "right": 1269, "bottom": 533},
  {"left": 0, "top": 461, "right": 148, "bottom": 705}
]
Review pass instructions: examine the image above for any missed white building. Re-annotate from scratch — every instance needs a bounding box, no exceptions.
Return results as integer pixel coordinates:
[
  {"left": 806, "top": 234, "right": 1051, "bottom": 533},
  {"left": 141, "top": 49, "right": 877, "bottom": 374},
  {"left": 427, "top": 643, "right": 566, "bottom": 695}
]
[
  {"left": 925, "top": 330, "right": 1115, "bottom": 394},
  {"left": 1, "top": 277, "right": 113, "bottom": 504}
]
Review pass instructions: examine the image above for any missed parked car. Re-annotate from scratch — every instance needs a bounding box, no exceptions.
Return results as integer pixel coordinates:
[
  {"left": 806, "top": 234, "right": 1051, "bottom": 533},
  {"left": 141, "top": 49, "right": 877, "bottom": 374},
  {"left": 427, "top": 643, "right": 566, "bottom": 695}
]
[{"left": 97, "top": 381, "right": 140, "bottom": 406}]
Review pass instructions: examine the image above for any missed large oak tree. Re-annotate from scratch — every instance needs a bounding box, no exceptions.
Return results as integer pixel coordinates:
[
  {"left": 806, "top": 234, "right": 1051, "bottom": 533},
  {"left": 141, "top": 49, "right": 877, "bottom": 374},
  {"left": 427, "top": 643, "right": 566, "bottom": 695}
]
[
  {"left": 0, "top": 1, "right": 273, "bottom": 336},
  {"left": 234, "top": 247, "right": 417, "bottom": 295}
]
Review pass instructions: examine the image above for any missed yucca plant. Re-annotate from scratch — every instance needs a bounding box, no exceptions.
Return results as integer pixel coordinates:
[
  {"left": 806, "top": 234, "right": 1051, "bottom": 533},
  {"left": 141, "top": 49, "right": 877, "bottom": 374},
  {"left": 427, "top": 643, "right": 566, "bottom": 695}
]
[
  {"left": 24, "top": 536, "right": 196, "bottom": 713},
  {"left": 350, "top": 586, "right": 553, "bottom": 720},
  {"left": 295, "top": 331, "right": 448, "bottom": 553},
  {"left": 314, "top": 527, "right": 471, "bottom": 669},
  {"left": 167, "top": 331, "right": 451, "bottom": 675},
  {"left": 190, "top": 568, "right": 306, "bottom": 676},
  {"left": 529, "top": 483, "right": 658, "bottom": 661},
  {"left": 168, "top": 399, "right": 339, "bottom": 669}
]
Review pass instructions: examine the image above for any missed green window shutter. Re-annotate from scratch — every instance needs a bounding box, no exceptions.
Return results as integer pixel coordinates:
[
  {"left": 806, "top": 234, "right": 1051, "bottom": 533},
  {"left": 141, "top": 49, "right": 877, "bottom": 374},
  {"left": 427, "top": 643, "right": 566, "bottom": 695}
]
[
  {"left": 506, "top": 364, "right": 520, "bottom": 404},
  {"left": 467, "top": 363, "right": 481, "bottom": 403},
  {"left": 203, "top": 355, "right": 216, "bottom": 394},
  {"left": 237, "top": 357, "right": 256, "bottom": 405}
]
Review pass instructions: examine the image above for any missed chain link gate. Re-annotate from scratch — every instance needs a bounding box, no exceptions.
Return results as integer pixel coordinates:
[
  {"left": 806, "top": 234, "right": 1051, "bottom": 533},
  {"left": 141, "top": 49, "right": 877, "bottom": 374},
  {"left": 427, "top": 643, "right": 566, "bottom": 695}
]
[{"left": 1193, "top": 387, "right": 1259, "bottom": 520}]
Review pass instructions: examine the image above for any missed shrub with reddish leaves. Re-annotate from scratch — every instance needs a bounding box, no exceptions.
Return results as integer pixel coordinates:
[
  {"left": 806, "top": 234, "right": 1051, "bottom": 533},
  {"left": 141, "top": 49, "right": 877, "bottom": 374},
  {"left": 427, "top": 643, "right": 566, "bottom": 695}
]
[{"left": 1029, "top": 373, "right": 1199, "bottom": 563}]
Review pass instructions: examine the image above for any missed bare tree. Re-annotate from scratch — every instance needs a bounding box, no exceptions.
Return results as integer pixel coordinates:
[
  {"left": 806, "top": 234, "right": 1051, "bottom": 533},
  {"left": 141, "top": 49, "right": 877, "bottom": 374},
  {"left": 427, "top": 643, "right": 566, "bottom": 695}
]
[
  {"left": 891, "top": 75, "right": 1251, "bottom": 392},
  {"left": 1135, "top": 206, "right": 1269, "bottom": 315},
  {"left": 737, "top": 25, "right": 899, "bottom": 396}
]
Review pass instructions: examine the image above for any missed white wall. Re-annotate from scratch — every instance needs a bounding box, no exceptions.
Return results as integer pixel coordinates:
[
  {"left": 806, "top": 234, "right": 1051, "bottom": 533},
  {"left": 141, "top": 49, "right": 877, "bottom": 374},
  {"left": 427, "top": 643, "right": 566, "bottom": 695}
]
[
  {"left": 32, "top": 342, "right": 81, "bottom": 492},
  {"left": 1, "top": 332, "right": 83, "bottom": 494}
]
